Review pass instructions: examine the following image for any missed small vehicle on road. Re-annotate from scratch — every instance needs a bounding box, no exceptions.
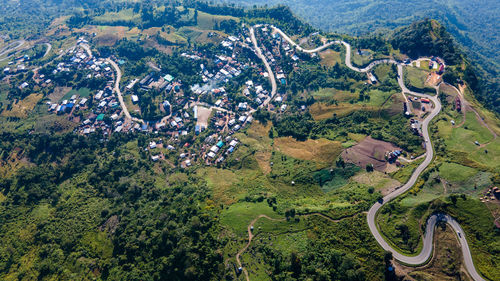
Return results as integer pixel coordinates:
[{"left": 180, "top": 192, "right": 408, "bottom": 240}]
[{"left": 457, "top": 231, "right": 461, "bottom": 238}]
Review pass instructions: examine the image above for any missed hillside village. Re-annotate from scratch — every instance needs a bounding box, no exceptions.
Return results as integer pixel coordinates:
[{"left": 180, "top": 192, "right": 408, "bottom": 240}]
[
  {"left": 1, "top": 23, "right": 459, "bottom": 171},
  {"left": 1, "top": 3, "right": 500, "bottom": 281}
]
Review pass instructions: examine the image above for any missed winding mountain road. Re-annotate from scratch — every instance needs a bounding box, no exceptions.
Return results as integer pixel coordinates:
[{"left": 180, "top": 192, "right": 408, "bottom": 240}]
[
  {"left": 43, "top": 43, "right": 52, "bottom": 58},
  {"left": 107, "top": 59, "right": 145, "bottom": 125},
  {"left": 253, "top": 25, "right": 485, "bottom": 281},
  {"left": 249, "top": 25, "right": 277, "bottom": 108},
  {"left": 0, "top": 40, "right": 26, "bottom": 61}
]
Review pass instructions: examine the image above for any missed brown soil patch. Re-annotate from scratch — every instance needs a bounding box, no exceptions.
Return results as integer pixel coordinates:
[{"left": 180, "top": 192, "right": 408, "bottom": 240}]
[
  {"left": 196, "top": 106, "right": 212, "bottom": 128},
  {"left": 341, "top": 136, "right": 400, "bottom": 172},
  {"left": 48, "top": 86, "right": 72, "bottom": 102},
  {"left": 95, "top": 33, "right": 120, "bottom": 46},
  {"left": 274, "top": 137, "right": 343, "bottom": 164},
  {"left": 427, "top": 72, "right": 442, "bottom": 86}
]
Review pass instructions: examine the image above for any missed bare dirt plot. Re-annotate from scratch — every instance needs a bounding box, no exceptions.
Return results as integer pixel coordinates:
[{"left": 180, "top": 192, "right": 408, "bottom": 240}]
[
  {"left": 427, "top": 72, "right": 441, "bottom": 86},
  {"left": 95, "top": 33, "right": 121, "bottom": 46},
  {"left": 48, "top": 86, "right": 72, "bottom": 102},
  {"left": 196, "top": 106, "right": 212, "bottom": 128},
  {"left": 274, "top": 137, "right": 343, "bottom": 164},
  {"left": 341, "top": 136, "right": 401, "bottom": 172}
]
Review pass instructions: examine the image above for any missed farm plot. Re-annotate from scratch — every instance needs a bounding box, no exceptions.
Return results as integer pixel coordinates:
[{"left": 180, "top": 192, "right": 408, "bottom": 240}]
[{"left": 341, "top": 136, "right": 401, "bottom": 172}]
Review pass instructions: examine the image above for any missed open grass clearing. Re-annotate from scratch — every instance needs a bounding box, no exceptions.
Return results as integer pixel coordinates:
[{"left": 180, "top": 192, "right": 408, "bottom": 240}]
[
  {"left": 93, "top": 9, "right": 140, "bottom": 24},
  {"left": 352, "top": 170, "right": 401, "bottom": 193},
  {"left": 310, "top": 88, "right": 357, "bottom": 102},
  {"left": 194, "top": 10, "right": 240, "bottom": 30},
  {"left": 319, "top": 49, "right": 341, "bottom": 66},
  {"left": 351, "top": 49, "right": 373, "bottom": 67},
  {"left": 390, "top": 158, "right": 424, "bottom": 183},
  {"left": 1, "top": 94, "right": 43, "bottom": 118},
  {"left": 468, "top": 138, "right": 500, "bottom": 170},
  {"left": 62, "top": 87, "right": 91, "bottom": 101},
  {"left": 220, "top": 201, "right": 280, "bottom": 237},
  {"left": 439, "top": 162, "right": 478, "bottom": 183},
  {"left": 373, "top": 64, "right": 393, "bottom": 82},
  {"left": 309, "top": 102, "right": 376, "bottom": 120},
  {"left": 405, "top": 66, "right": 431, "bottom": 89},
  {"left": 274, "top": 137, "right": 343, "bottom": 164},
  {"left": 438, "top": 112, "right": 496, "bottom": 154},
  {"left": 198, "top": 168, "right": 240, "bottom": 205}
]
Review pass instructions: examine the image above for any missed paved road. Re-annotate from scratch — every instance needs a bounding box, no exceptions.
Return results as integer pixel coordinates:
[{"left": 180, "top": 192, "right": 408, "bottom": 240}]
[
  {"left": 107, "top": 59, "right": 133, "bottom": 121},
  {"left": 271, "top": 26, "right": 335, "bottom": 53},
  {"left": 269, "top": 26, "right": 485, "bottom": 281},
  {"left": 43, "top": 43, "right": 52, "bottom": 58},
  {"left": 0, "top": 40, "right": 26, "bottom": 61},
  {"left": 249, "top": 25, "right": 277, "bottom": 108}
]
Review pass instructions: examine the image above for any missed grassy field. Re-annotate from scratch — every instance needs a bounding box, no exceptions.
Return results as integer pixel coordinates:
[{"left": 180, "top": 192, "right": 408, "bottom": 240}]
[
  {"left": 319, "top": 49, "right": 341, "bottom": 66},
  {"left": 439, "top": 162, "right": 478, "bottom": 182},
  {"left": 373, "top": 64, "right": 391, "bottom": 80},
  {"left": 436, "top": 111, "right": 499, "bottom": 170},
  {"left": 273, "top": 137, "right": 343, "bottom": 164},
  {"left": 405, "top": 66, "right": 430, "bottom": 89},
  {"left": 220, "top": 201, "right": 281, "bottom": 237},
  {"left": 351, "top": 49, "right": 373, "bottom": 66},
  {"left": 197, "top": 167, "right": 241, "bottom": 205},
  {"left": 1, "top": 94, "right": 43, "bottom": 118},
  {"left": 93, "top": 9, "right": 140, "bottom": 24},
  {"left": 390, "top": 158, "right": 424, "bottom": 183},
  {"left": 62, "top": 87, "right": 91, "bottom": 101},
  {"left": 352, "top": 170, "right": 401, "bottom": 193},
  {"left": 310, "top": 87, "right": 357, "bottom": 102},
  {"left": 309, "top": 102, "right": 376, "bottom": 120},
  {"left": 194, "top": 10, "right": 240, "bottom": 30}
]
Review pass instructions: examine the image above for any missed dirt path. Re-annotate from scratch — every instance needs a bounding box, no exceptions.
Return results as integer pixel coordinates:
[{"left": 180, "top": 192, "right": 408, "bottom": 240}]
[
  {"left": 235, "top": 212, "right": 356, "bottom": 281},
  {"left": 235, "top": 215, "right": 285, "bottom": 281}
]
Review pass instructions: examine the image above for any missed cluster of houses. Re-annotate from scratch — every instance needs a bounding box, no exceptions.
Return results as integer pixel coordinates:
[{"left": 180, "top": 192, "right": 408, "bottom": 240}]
[
  {"left": 428, "top": 57, "right": 445, "bottom": 75},
  {"left": 203, "top": 135, "right": 240, "bottom": 164},
  {"left": 3, "top": 54, "right": 29, "bottom": 76},
  {"left": 385, "top": 149, "right": 403, "bottom": 164},
  {"left": 46, "top": 94, "right": 88, "bottom": 115},
  {"left": 15, "top": 26, "right": 311, "bottom": 168},
  {"left": 137, "top": 72, "right": 179, "bottom": 92},
  {"left": 35, "top": 43, "right": 131, "bottom": 135}
]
